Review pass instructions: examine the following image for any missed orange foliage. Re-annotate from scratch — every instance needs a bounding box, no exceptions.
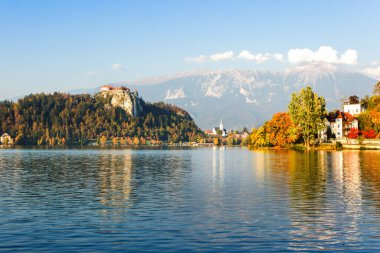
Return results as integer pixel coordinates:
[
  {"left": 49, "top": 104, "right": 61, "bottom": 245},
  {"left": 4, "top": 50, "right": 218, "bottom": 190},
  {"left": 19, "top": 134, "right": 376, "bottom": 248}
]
[
  {"left": 265, "top": 112, "right": 298, "bottom": 147},
  {"left": 348, "top": 128, "right": 359, "bottom": 139},
  {"left": 369, "top": 106, "right": 380, "bottom": 127},
  {"left": 362, "top": 129, "right": 376, "bottom": 139}
]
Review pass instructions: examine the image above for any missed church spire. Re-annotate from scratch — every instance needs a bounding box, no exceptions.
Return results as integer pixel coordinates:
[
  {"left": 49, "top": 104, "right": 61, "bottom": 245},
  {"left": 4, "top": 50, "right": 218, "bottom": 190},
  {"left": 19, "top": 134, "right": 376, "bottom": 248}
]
[{"left": 220, "top": 120, "right": 224, "bottom": 131}]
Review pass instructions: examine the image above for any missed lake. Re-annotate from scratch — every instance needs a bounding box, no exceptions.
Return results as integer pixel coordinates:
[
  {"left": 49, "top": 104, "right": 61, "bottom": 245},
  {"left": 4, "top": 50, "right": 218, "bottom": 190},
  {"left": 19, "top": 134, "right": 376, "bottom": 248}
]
[{"left": 1, "top": 147, "right": 380, "bottom": 252}]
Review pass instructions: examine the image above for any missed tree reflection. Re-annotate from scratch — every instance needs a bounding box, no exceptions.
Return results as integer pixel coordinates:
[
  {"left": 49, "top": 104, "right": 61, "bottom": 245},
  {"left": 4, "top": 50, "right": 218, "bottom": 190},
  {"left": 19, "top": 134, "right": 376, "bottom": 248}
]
[
  {"left": 359, "top": 151, "right": 380, "bottom": 213},
  {"left": 286, "top": 151, "right": 366, "bottom": 250},
  {"left": 98, "top": 151, "right": 134, "bottom": 214}
]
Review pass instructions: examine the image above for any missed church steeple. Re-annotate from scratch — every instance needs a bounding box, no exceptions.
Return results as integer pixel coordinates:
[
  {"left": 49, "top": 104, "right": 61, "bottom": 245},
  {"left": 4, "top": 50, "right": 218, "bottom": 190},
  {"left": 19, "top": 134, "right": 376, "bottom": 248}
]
[{"left": 220, "top": 120, "right": 224, "bottom": 131}]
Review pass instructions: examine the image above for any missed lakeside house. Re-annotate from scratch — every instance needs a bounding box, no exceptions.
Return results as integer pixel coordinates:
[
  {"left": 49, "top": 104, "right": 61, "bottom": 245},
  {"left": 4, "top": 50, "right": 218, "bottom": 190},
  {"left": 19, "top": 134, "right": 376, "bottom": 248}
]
[
  {"left": 343, "top": 101, "right": 366, "bottom": 116},
  {"left": 204, "top": 130, "right": 213, "bottom": 135},
  {"left": 235, "top": 132, "right": 249, "bottom": 139},
  {"left": 321, "top": 111, "right": 358, "bottom": 140},
  {"left": 0, "top": 133, "right": 13, "bottom": 145}
]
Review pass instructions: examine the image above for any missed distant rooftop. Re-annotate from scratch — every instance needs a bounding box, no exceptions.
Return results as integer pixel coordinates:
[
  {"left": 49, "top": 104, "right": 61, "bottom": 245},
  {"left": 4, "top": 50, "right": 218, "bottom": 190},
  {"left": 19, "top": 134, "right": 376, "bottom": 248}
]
[{"left": 100, "top": 85, "right": 131, "bottom": 92}]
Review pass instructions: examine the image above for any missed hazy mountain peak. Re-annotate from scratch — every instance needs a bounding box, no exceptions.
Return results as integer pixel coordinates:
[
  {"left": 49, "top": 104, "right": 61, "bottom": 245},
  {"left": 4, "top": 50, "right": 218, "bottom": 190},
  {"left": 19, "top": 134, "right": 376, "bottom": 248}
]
[{"left": 70, "top": 66, "right": 377, "bottom": 129}]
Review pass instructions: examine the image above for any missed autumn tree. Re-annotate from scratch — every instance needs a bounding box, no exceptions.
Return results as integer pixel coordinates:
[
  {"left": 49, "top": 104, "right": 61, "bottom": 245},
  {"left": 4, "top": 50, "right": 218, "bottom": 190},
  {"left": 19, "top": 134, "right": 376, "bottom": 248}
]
[
  {"left": 133, "top": 137, "right": 140, "bottom": 145},
  {"left": 99, "top": 136, "right": 107, "bottom": 145},
  {"left": 288, "top": 86, "right": 326, "bottom": 149},
  {"left": 348, "top": 128, "right": 359, "bottom": 139},
  {"left": 226, "top": 134, "right": 236, "bottom": 146},
  {"left": 369, "top": 107, "right": 380, "bottom": 132},
  {"left": 248, "top": 126, "right": 270, "bottom": 148},
  {"left": 112, "top": 137, "right": 119, "bottom": 145},
  {"left": 119, "top": 137, "right": 126, "bottom": 145},
  {"left": 248, "top": 113, "right": 299, "bottom": 148},
  {"left": 362, "top": 129, "right": 376, "bottom": 139},
  {"left": 265, "top": 112, "right": 299, "bottom": 147}
]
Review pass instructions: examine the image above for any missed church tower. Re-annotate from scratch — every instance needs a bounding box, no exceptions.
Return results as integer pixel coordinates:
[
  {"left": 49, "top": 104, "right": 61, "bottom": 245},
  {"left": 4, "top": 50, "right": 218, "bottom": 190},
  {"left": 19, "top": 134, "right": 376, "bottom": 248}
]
[{"left": 220, "top": 120, "right": 224, "bottom": 131}]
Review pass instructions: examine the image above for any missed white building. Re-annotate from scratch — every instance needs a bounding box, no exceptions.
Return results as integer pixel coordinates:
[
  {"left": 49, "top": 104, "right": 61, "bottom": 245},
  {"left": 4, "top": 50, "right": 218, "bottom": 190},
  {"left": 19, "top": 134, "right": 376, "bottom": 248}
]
[
  {"left": 212, "top": 121, "right": 227, "bottom": 137},
  {"left": 326, "top": 111, "right": 358, "bottom": 139},
  {"left": 343, "top": 102, "right": 365, "bottom": 116},
  {"left": 100, "top": 85, "right": 114, "bottom": 91}
]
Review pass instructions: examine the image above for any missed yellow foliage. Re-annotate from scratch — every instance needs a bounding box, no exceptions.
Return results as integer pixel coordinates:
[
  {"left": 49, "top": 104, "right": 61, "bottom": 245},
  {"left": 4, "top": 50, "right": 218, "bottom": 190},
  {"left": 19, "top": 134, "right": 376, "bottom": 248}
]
[{"left": 100, "top": 136, "right": 107, "bottom": 145}]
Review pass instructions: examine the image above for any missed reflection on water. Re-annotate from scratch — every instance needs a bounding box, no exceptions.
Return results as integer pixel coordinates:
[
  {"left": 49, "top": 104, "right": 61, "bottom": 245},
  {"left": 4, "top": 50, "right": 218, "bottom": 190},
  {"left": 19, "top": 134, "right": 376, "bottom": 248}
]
[
  {"left": 212, "top": 146, "right": 225, "bottom": 186},
  {"left": 1, "top": 147, "right": 380, "bottom": 252},
  {"left": 98, "top": 151, "right": 134, "bottom": 218}
]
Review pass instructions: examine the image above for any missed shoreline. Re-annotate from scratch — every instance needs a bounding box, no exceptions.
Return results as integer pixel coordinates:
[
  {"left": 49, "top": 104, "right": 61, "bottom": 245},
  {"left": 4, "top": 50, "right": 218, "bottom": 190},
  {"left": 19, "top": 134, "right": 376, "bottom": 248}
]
[
  {"left": 248, "top": 143, "right": 380, "bottom": 151},
  {"left": 1, "top": 143, "right": 380, "bottom": 151},
  {"left": 0, "top": 143, "right": 245, "bottom": 149}
]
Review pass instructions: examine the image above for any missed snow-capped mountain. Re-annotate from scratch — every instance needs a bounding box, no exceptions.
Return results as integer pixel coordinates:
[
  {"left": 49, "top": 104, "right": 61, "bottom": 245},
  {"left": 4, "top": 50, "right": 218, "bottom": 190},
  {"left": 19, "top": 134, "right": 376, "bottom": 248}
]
[{"left": 74, "top": 63, "right": 378, "bottom": 130}]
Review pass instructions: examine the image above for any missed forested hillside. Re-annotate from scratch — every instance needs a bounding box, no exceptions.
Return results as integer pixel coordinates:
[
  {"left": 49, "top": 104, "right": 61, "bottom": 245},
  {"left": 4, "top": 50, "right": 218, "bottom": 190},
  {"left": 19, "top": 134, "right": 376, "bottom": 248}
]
[{"left": 0, "top": 92, "right": 203, "bottom": 145}]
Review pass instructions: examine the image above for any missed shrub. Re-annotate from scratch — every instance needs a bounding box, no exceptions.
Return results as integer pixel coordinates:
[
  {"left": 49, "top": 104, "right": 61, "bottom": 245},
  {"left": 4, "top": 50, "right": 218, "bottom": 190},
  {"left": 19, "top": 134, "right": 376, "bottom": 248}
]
[{"left": 335, "top": 141, "right": 343, "bottom": 150}]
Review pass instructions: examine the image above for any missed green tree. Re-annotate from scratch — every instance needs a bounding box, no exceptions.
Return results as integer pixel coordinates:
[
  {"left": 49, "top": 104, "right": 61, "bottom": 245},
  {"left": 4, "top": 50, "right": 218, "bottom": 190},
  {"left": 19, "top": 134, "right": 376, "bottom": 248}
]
[
  {"left": 348, "top": 95, "right": 360, "bottom": 104},
  {"left": 374, "top": 81, "right": 380, "bottom": 95},
  {"left": 361, "top": 95, "right": 370, "bottom": 109},
  {"left": 288, "top": 86, "right": 326, "bottom": 149}
]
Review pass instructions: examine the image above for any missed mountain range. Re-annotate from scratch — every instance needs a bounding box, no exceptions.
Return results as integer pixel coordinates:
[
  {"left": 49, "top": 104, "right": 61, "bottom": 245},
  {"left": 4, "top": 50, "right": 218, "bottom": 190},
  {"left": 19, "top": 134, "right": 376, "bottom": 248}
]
[{"left": 73, "top": 63, "right": 377, "bottom": 130}]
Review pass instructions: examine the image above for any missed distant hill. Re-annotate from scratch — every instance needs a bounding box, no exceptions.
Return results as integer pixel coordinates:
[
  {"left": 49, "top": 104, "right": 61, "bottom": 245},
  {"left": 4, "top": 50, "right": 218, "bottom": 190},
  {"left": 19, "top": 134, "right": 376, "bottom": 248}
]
[
  {"left": 72, "top": 63, "right": 377, "bottom": 130},
  {"left": 0, "top": 90, "right": 203, "bottom": 145}
]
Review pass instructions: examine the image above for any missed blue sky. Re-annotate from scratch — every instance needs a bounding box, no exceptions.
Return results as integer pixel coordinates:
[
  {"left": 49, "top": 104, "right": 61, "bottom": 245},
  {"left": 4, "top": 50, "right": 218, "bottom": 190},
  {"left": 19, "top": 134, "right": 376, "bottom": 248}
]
[{"left": 1, "top": 0, "right": 380, "bottom": 99}]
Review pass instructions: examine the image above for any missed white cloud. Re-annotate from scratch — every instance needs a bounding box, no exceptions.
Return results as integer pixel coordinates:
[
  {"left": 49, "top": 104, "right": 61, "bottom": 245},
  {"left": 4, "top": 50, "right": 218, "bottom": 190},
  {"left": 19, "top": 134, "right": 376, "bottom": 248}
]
[
  {"left": 209, "top": 51, "right": 234, "bottom": 61},
  {"left": 185, "top": 46, "right": 358, "bottom": 66},
  {"left": 273, "top": 53, "right": 284, "bottom": 61},
  {"left": 238, "top": 50, "right": 256, "bottom": 61},
  {"left": 112, "top": 63, "right": 126, "bottom": 71},
  {"left": 185, "top": 51, "right": 234, "bottom": 63},
  {"left": 255, "top": 53, "right": 271, "bottom": 63},
  {"left": 186, "top": 50, "right": 283, "bottom": 64},
  {"left": 238, "top": 50, "right": 283, "bottom": 63},
  {"left": 362, "top": 65, "right": 380, "bottom": 80},
  {"left": 288, "top": 46, "right": 358, "bottom": 65},
  {"left": 339, "top": 49, "right": 358, "bottom": 65}
]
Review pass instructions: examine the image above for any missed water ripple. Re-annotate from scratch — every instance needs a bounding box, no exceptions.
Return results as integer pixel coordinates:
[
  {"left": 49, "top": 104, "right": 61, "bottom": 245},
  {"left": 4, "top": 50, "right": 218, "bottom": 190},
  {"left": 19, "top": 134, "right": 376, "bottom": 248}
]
[{"left": 1, "top": 148, "right": 380, "bottom": 251}]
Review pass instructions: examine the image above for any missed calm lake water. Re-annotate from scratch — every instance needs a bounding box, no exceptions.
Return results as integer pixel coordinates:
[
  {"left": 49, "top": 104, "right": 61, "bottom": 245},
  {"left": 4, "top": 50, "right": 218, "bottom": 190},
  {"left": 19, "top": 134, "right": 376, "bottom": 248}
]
[{"left": 1, "top": 147, "right": 380, "bottom": 252}]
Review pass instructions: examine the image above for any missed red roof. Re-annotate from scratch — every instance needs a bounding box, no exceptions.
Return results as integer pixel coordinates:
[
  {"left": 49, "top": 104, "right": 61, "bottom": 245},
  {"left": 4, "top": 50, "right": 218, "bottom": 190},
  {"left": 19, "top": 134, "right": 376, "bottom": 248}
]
[{"left": 328, "top": 110, "right": 356, "bottom": 123}]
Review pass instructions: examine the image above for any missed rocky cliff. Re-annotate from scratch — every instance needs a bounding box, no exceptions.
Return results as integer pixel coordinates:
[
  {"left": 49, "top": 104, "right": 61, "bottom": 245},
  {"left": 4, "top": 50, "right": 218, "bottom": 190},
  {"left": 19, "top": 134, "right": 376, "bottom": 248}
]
[{"left": 98, "top": 89, "right": 144, "bottom": 117}]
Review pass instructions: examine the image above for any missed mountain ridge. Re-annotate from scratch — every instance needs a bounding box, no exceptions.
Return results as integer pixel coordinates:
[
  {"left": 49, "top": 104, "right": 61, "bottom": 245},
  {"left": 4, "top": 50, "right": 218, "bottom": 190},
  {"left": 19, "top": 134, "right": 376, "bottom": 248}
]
[{"left": 70, "top": 64, "right": 378, "bottom": 129}]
